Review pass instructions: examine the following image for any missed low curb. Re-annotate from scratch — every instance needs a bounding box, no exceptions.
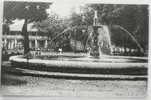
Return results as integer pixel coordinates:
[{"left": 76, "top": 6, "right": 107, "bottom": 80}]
[
  {"left": 14, "top": 68, "right": 147, "bottom": 80},
  {"left": 2, "top": 61, "right": 147, "bottom": 80}
]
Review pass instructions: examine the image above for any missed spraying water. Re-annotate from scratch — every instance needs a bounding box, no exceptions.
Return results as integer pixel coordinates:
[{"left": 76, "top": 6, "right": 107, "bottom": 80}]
[
  {"left": 98, "top": 25, "right": 112, "bottom": 55},
  {"left": 49, "top": 10, "right": 144, "bottom": 57},
  {"left": 49, "top": 10, "right": 112, "bottom": 57},
  {"left": 113, "top": 25, "right": 144, "bottom": 54},
  {"left": 88, "top": 10, "right": 112, "bottom": 57}
]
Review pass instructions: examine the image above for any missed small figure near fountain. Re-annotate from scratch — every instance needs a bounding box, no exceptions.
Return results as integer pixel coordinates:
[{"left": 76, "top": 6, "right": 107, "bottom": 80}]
[{"left": 58, "top": 48, "right": 63, "bottom": 54}]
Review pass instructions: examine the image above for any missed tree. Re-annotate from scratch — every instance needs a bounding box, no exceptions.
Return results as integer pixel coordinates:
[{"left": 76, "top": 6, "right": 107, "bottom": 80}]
[
  {"left": 4, "top": 1, "right": 51, "bottom": 54},
  {"left": 32, "top": 13, "right": 69, "bottom": 50},
  {"left": 2, "top": 22, "right": 10, "bottom": 35}
]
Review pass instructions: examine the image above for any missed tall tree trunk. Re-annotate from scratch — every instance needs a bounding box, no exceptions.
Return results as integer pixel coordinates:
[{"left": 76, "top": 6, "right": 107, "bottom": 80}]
[
  {"left": 74, "top": 29, "right": 77, "bottom": 53},
  {"left": 22, "top": 19, "right": 29, "bottom": 54}
]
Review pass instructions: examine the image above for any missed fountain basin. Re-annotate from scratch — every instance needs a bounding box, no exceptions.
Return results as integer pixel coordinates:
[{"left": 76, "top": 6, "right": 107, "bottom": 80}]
[{"left": 9, "top": 54, "right": 148, "bottom": 75}]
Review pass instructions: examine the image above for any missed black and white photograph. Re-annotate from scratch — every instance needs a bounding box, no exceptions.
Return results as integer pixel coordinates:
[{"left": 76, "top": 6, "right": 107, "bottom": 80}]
[{"left": 0, "top": 0, "right": 149, "bottom": 98}]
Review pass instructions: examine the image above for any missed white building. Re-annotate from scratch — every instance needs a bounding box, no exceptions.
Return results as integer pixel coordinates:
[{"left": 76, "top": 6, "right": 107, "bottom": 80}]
[{"left": 2, "top": 20, "right": 49, "bottom": 51}]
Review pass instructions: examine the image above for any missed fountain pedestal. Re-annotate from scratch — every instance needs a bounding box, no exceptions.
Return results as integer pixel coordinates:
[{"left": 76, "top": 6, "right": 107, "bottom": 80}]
[
  {"left": 89, "top": 10, "right": 101, "bottom": 57},
  {"left": 90, "top": 26, "right": 102, "bottom": 57}
]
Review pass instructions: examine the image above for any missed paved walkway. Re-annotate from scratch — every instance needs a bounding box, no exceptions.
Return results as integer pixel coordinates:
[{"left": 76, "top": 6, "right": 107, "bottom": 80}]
[{"left": 1, "top": 73, "right": 147, "bottom": 97}]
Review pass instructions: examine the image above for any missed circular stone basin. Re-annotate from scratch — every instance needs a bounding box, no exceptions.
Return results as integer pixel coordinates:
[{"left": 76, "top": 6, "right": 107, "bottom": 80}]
[
  {"left": 9, "top": 54, "right": 148, "bottom": 75},
  {"left": 9, "top": 54, "right": 148, "bottom": 68},
  {"left": 36, "top": 55, "right": 147, "bottom": 63}
]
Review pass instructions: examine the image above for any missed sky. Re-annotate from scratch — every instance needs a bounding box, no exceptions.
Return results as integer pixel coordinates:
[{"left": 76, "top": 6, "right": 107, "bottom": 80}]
[{"left": 47, "top": 0, "right": 86, "bottom": 18}]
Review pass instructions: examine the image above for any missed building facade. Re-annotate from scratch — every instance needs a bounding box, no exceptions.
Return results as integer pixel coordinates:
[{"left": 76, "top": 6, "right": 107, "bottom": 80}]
[
  {"left": 2, "top": 20, "right": 49, "bottom": 52},
  {"left": 2, "top": 31, "right": 49, "bottom": 51}
]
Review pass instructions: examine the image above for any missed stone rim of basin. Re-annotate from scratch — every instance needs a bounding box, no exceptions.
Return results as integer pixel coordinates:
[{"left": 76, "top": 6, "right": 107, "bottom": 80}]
[{"left": 9, "top": 55, "right": 147, "bottom": 69}]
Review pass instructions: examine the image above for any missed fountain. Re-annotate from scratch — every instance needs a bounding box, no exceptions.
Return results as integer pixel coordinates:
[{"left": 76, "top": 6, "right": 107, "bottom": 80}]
[
  {"left": 9, "top": 10, "right": 148, "bottom": 78},
  {"left": 89, "top": 10, "right": 111, "bottom": 57}
]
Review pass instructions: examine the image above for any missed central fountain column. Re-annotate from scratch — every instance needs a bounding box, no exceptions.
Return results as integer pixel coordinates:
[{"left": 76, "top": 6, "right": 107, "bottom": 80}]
[
  {"left": 90, "top": 11, "right": 101, "bottom": 57},
  {"left": 90, "top": 26, "right": 100, "bottom": 57}
]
